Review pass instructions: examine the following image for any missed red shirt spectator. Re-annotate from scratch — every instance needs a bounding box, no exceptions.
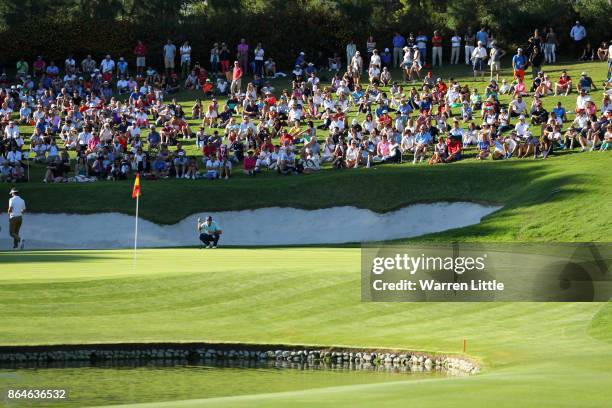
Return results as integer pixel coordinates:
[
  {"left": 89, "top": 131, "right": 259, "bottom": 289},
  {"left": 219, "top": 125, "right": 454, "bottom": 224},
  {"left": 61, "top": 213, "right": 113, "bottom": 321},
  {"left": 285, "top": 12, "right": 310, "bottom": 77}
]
[
  {"left": 244, "top": 155, "right": 257, "bottom": 170},
  {"left": 279, "top": 132, "right": 294, "bottom": 145},
  {"left": 203, "top": 143, "right": 217, "bottom": 158},
  {"left": 432, "top": 35, "right": 442, "bottom": 47},
  {"left": 134, "top": 41, "right": 147, "bottom": 57},
  {"left": 446, "top": 138, "right": 462, "bottom": 156},
  {"left": 232, "top": 66, "right": 243, "bottom": 81}
]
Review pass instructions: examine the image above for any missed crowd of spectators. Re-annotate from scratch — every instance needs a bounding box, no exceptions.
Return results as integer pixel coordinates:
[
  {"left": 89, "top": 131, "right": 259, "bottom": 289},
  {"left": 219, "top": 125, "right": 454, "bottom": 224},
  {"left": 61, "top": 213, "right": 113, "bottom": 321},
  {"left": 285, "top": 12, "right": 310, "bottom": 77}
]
[{"left": 0, "top": 26, "right": 611, "bottom": 184}]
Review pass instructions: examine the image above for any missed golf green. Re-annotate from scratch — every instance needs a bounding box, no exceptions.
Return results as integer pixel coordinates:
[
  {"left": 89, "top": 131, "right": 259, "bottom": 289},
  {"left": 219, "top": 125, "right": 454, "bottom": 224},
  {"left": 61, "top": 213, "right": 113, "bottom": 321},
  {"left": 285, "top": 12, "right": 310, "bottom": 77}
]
[{"left": 1, "top": 249, "right": 611, "bottom": 407}]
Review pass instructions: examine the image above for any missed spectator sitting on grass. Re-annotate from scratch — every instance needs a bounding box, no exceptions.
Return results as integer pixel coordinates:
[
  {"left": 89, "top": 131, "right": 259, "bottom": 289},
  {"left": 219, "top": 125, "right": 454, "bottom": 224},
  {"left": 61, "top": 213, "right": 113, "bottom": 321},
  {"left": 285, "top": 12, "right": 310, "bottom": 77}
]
[
  {"left": 554, "top": 71, "right": 572, "bottom": 96},
  {"left": 577, "top": 72, "right": 596, "bottom": 93}
]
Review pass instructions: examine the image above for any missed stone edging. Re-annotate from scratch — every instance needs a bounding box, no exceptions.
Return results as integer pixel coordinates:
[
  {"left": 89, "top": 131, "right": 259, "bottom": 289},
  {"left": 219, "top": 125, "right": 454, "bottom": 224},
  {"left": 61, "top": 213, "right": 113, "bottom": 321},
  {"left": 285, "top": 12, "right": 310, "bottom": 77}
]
[{"left": 0, "top": 342, "right": 479, "bottom": 375}]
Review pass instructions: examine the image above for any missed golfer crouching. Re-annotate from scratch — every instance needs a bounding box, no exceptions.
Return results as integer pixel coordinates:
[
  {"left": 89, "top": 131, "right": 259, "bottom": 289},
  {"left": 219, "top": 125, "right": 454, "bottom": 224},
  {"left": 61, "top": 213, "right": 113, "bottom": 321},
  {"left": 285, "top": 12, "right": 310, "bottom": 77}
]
[{"left": 197, "top": 216, "right": 222, "bottom": 248}]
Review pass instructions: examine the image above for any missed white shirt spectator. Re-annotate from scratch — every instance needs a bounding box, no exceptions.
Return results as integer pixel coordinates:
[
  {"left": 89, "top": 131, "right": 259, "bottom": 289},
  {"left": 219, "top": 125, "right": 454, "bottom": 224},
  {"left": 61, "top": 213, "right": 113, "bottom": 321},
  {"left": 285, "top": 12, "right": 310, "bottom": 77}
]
[
  {"left": 451, "top": 36, "right": 461, "bottom": 47},
  {"left": 576, "top": 94, "right": 591, "bottom": 110},
  {"left": 472, "top": 46, "right": 487, "bottom": 60},
  {"left": 4, "top": 124, "right": 19, "bottom": 139},
  {"left": 180, "top": 44, "right": 191, "bottom": 63},
  {"left": 100, "top": 58, "right": 115, "bottom": 73},
  {"left": 514, "top": 120, "right": 530, "bottom": 137}
]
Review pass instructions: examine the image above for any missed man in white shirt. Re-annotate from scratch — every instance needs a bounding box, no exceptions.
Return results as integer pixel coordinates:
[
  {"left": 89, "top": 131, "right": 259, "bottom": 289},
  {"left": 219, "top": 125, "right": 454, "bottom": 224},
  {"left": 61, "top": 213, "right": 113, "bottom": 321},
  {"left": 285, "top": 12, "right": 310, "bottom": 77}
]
[
  {"left": 576, "top": 89, "right": 592, "bottom": 112},
  {"left": 100, "top": 55, "right": 115, "bottom": 75},
  {"left": 471, "top": 41, "right": 487, "bottom": 79},
  {"left": 509, "top": 96, "right": 527, "bottom": 117},
  {"left": 514, "top": 115, "right": 530, "bottom": 138},
  {"left": 451, "top": 32, "right": 461, "bottom": 64},
  {"left": 8, "top": 187, "right": 26, "bottom": 249},
  {"left": 569, "top": 21, "right": 587, "bottom": 60},
  {"left": 4, "top": 121, "right": 19, "bottom": 139}
]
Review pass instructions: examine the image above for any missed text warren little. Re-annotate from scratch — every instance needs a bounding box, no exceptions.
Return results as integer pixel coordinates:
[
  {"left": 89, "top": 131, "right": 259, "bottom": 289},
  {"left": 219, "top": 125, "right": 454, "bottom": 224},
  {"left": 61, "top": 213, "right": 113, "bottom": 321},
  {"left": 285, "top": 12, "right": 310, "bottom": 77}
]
[{"left": 372, "top": 280, "right": 505, "bottom": 291}]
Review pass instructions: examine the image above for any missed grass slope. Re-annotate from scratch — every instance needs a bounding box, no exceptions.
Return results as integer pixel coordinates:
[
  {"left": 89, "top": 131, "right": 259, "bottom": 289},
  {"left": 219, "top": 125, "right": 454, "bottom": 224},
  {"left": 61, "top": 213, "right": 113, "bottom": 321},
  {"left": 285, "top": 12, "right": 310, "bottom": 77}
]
[{"left": 0, "top": 249, "right": 611, "bottom": 407}]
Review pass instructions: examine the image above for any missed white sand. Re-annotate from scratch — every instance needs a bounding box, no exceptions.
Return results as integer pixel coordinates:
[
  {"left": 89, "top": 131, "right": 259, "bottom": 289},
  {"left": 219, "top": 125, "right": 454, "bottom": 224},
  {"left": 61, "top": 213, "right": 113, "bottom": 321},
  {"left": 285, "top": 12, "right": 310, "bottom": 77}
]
[{"left": 0, "top": 203, "right": 499, "bottom": 249}]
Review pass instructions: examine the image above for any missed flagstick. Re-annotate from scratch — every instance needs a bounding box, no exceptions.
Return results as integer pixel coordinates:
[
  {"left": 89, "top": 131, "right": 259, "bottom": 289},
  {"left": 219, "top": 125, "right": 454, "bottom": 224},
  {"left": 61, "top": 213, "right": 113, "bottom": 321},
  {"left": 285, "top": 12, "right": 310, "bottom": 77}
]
[{"left": 133, "top": 193, "right": 139, "bottom": 265}]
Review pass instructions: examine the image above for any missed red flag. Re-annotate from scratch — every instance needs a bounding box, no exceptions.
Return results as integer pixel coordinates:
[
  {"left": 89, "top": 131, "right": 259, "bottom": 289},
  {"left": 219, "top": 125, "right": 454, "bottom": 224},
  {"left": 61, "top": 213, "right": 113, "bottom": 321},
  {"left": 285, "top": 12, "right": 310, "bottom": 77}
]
[{"left": 132, "top": 173, "right": 141, "bottom": 199}]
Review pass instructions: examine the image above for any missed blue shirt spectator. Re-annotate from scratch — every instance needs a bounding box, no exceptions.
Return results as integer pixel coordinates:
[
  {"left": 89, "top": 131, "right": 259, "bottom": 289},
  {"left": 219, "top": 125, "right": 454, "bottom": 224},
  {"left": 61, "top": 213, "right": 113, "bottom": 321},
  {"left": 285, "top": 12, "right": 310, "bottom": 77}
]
[
  {"left": 476, "top": 29, "right": 489, "bottom": 46},
  {"left": 392, "top": 34, "right": 406, "bottom": 48},
  {"left": 512, "top": 53, "right": 527, "bottom": 70}
]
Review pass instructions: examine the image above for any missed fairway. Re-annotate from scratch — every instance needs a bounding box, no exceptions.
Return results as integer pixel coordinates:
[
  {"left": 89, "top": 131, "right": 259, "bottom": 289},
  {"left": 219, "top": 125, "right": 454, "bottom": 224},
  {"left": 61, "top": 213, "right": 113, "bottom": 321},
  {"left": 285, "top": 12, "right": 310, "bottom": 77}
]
[{"left": 1, "top": 248, "right": 612, "bottom": 407}]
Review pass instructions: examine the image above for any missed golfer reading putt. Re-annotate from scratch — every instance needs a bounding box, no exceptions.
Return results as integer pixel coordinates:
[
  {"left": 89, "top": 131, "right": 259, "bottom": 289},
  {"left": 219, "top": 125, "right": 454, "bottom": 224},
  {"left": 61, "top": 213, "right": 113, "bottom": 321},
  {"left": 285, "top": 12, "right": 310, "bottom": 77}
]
[
  {"left": 197, "top": 216, "right": 222, "bottom": 248},
  {"left": 8, "top": 187, "right": 26, "bottom": 250}
]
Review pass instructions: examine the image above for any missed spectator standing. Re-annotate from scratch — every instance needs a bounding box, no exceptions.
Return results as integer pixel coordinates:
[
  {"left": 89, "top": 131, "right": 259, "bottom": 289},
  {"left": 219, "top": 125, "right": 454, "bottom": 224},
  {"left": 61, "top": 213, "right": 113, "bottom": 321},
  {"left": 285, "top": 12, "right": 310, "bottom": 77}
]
[
  {"left": 431, "top": 30, "right": 443, "bottom": 67},
  {"left": 254, "top": 43, "right": 265, "bottom": 77},
  {"left": 366, "top": 36, "right": 376, "bottom": 56},
  {"left": 529, "top": 47, "right": 544, "bottom": 78},
  {"left": 100, "top": 55, "right": 115, "bottom": 81},
  {"left": 210, "top": 42, "right": 220, "bottom": 75},
  {"left": 415, "top": 31, "right": 428, "bottom": 64},
  {"left": 570, "top": 21, "right": 587, "bottom": 60},
  {"left": 464, "top": 28, "right": 475, "bottom": 65},
  {"left": 219, "top": 43, "right": 231, "bottom": 79},
  {"left": 544, "top": 28, "right": 558, "bottom": 64},
  {"left": 81, "top": 55, "right": 96, "bottom": 76},
  {"left": 231, "top": 61, "right": 243, "bottom": 95},
  {"left": 134, "top": 40, "right": 147, "bottom": 75},
  {"left": 163, "top": 39, "right": 177, "bottom": 75},
  {"left": 237, "top": 39, "right": 249, "bottom": 73},
  {"left": 16, "top": 58, "right": 28, "bottom": 78},
  {"left": 512, "top": 48, "right": 528, "bottom": 81},
  {"left": 392, "top": 32, "right": 406, "bottom": 68},
  {"left": 471, "top": 41, "right": 487, "bottom": 80},
  {"left": 346, "top": 40, "right": 357, "bottom": 68},
  {"left": 489, "top": 43, "right": 506, "bottom": 81},
  {"left": 476, "top": 27, "right": 489, "bottom": 49},
  {"left": 450, "top": 32, "right": 461, "bottom": 64},
  {"left": 180, "top": 41, "right": 192, "bottom": 79}
]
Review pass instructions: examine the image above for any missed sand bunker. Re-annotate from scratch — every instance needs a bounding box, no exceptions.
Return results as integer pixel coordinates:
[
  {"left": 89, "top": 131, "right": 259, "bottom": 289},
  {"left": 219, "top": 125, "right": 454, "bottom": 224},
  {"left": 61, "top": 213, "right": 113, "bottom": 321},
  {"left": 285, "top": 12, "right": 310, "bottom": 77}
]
[{"left": 0, "top": 203, "right": 499, "bottom": 249}]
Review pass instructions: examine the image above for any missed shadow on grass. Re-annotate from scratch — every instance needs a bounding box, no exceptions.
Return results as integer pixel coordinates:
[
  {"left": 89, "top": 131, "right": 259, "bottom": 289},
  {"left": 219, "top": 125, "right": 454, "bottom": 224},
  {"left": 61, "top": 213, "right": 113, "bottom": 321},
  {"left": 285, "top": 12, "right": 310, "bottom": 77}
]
[{"left": 0, "top": 252, "right": 121, "bottom": 264}]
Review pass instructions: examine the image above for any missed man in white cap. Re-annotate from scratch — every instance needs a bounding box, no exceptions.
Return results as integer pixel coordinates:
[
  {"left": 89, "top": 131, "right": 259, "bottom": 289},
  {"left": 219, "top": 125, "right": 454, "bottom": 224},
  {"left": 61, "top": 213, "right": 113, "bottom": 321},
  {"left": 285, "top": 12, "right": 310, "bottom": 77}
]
[
  {"left": 471, "top": 41, "right": 487, "bottom": 80},
  {"left": 8, "top": 187, "right": 26, "bottom": 249}
]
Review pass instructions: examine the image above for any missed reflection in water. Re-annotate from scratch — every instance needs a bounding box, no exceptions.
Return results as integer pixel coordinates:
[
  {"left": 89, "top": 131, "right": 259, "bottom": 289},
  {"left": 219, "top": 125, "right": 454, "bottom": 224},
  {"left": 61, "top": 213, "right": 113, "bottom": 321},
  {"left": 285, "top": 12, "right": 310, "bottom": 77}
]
[{"left": 0, "top": 358, "right": 460, "bottom": 407}]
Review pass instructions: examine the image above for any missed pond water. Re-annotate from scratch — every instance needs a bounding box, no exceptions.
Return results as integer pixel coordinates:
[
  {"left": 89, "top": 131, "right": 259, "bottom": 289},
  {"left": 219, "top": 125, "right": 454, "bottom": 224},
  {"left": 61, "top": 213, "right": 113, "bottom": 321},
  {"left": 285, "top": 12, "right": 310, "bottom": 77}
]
[{"left": 1, "top": 359, "right": 454, "bottom": 407}]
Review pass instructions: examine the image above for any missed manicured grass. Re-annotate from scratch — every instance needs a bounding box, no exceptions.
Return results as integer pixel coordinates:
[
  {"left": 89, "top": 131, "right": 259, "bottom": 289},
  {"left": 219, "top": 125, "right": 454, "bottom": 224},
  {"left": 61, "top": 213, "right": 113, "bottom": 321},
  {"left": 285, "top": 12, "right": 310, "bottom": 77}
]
[{"left": 0, "top": 249, "right": 610, "bottom": 407}]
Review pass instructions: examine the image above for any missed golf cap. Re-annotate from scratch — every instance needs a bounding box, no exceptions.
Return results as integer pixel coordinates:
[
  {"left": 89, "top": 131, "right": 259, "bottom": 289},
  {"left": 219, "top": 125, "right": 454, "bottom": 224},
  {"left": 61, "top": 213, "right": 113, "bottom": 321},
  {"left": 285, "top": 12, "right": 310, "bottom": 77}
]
[
  {"left": 517, "top": 47, "right": 523, "bottom": 51},
  {"left": 519, "top": 115, "right": 525, "bottom": 119},
  {"left": 300, "top": 51, "right": 305, "bottom": 55},
  {"left": 9, "top": 187, "right": 18, "bottom": 194},
  {"left": 384, "top": 48, "right": 389, "bottom": 52},
  {"left": 581, "top": 72, "right": 586, "bottom": 76}
]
